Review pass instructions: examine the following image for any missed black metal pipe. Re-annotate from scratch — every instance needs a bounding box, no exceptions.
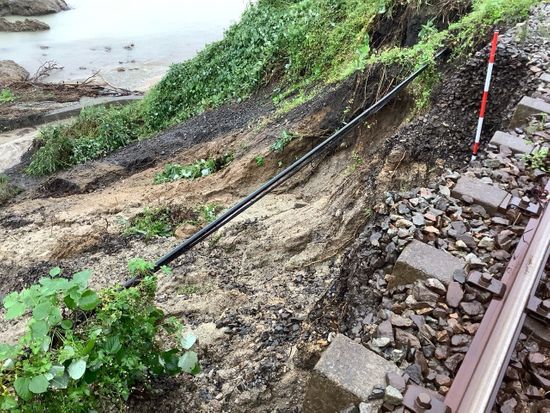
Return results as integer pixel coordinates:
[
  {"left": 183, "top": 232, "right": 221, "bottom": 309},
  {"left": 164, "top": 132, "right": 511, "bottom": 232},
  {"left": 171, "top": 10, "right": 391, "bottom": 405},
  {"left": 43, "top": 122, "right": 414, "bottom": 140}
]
[{"left": 123, "top": 50, "right": 447, "bottom": 288}]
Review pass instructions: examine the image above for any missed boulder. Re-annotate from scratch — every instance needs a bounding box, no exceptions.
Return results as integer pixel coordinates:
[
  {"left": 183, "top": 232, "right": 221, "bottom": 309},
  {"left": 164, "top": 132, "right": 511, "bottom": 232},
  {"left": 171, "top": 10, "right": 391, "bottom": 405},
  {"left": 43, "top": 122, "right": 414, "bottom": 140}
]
[
  {"left": 0, "top": 0, "right": 68, "bottom": 16},
  {"left": 0, "top": 17, "right": 49, "bottom": 32},
  {"left": 0, "top": 60, "right": 29, "bottom": 85}
]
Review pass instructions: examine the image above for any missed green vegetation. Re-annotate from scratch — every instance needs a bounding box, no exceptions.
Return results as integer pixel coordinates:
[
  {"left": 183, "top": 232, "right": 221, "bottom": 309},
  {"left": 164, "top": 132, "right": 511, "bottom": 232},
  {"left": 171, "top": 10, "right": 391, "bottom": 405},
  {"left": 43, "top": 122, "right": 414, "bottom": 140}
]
[
  {"left": 124, "top": 207, "right": 175, "bottom": 239},
  {"left": 344, "top": 151, "right": 364, "bottom": 175},
  {"left": 254, "top": 155, "right": 265, "bottom": 167},
  {"left": 271, "top": 130, "right": 299, "bottom": 153},
  {"left": 197, "top": 203, "right": 221, "bottom": 224},
  {"left": 0, "top": 262, "right": 199, "bottom": 412},
  {"left": 523, "top": 147, "right": 549, "bottom": 172},
  {"left": 26, "top": 0, "right": 541, "bottom": 176},
  {"left": 154, "top": 153, "right": 233, "bottom": 184},
  {"left": 0, "top": 175, "right": 21, "bottom": 206},
  {"left": 0, "top": 88, "right": 15, "bottom": 104}
]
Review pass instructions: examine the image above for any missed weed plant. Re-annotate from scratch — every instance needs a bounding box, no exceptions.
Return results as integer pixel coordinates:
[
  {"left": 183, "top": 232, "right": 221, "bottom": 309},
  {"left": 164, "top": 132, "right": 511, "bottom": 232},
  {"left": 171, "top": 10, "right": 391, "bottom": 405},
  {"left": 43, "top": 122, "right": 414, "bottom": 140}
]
[{"left": 0, "top": 262, "right": 199, "bottom": 412}]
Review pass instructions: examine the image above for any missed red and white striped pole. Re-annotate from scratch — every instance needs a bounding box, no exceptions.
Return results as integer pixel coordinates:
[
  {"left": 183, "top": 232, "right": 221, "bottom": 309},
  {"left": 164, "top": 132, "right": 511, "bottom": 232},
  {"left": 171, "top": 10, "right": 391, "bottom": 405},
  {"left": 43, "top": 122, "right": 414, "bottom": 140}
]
[{"left": 471, "top": 30, "right": 499, "bottom": 161}]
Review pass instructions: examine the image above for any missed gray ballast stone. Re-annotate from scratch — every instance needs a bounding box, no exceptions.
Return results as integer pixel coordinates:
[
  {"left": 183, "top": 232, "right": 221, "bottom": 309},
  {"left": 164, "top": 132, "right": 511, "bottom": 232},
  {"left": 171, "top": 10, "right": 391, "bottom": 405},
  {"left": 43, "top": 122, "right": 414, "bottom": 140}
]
[
  {"left": 540, "top": 73, "right": 550, "bottom": 83},
  {"left": 391, "top": 240, "right": 465, "bottom": 286},
  {"left": 510, "top": 96, "right": 550, "bottom": 128},
  {"left": 490, "top": 131, "right": 534, "bottom": 154},
  {"left": 451, "top": 176, "right": 509, "bottom": 214},
  {"left": 303, "top": 334, "right": 400, "bottom": 413}
]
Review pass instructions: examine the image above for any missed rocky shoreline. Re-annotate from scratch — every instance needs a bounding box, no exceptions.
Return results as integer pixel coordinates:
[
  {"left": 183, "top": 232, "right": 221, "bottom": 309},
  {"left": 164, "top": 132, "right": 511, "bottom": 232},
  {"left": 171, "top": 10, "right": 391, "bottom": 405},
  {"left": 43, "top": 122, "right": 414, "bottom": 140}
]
[{"left": 0, "top": 0, "right": 67, "bottom": 32}]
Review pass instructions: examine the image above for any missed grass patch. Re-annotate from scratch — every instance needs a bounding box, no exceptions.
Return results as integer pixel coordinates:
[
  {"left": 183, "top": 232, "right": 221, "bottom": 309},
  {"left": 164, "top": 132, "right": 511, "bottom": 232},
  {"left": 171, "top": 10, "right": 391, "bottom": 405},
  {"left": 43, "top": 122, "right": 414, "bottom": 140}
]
[
  {"left": 0, "top": 174, "right": 21, "bottom": 205},
  {"left": 25, "top": 0, "right": 542, "bottom": 176},
  {"left": 154, "top": 153, "right": 233, "bottom": 184},
  {"left": 178, "top": 282, "right": 214, "bottom": 296}
]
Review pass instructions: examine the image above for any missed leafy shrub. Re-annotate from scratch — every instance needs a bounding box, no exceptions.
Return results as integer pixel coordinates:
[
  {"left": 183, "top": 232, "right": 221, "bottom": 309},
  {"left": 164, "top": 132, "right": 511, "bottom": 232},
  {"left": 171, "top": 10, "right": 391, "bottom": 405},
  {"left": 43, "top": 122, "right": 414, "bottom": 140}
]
[
  {"left": 154, "top": 153, "right": 234, "bottom": 184},
  {"left": 197, "top": 203, "right": 221, "bottom": 224},
  {"left": 254, "top": 155, "right": 265, "bottom": 167},
  {"left": 124, "top": 207, "right": 175, "bottom": 239},
  {"left": 0, "top": 263, "right": 199, "bottom": 412},
  {"left": 0, "top": 89, "right": 15, "bottom": 103}
]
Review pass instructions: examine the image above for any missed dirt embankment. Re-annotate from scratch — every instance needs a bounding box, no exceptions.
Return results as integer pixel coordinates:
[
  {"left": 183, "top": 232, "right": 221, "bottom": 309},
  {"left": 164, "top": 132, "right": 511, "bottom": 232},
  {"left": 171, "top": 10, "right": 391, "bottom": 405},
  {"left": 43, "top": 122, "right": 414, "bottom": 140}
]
[{"left": 0, "top": 5, "right": 548, "bottom": 413}]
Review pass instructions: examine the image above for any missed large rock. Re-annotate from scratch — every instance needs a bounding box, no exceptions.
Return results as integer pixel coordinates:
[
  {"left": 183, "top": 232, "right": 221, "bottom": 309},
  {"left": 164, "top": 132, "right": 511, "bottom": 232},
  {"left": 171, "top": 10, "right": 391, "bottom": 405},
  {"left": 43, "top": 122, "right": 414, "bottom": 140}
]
[
  {"left": 0, "top": 60, "right": 29, "bottom": 85},
  {"left": 510, "top": 96, "right": 550, "bottom": 128},
  {"left": 304, "top": 335, "right": 400, "bottom": 413},
  {"left": 490, "top": 131, "right": 534, "bottom": 155},
  {"left": 0, "top": 17, "right": 49, "bottom": 31},
  {"left": 391, "top": 240, "right": 465, "bottom": 286},
  {"left": 0, "top": 0, "right": 68, "bottom": 16},
  {"left": 451, "top": 176, "right": 509, "bottom": 214}
]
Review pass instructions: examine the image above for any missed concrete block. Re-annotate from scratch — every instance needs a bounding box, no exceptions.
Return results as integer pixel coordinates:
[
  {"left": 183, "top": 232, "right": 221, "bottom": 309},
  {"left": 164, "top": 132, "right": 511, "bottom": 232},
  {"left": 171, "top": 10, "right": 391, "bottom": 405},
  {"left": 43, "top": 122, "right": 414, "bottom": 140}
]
[
  {"left": 452, "top": 176, "right": 509, "bottom": 214},
  {"left": 391, "top": 240, "right": 465, "bottom": 287},
  {"left": 510, "top": 96, "right": 550, "bottom": 128},
  {"left": 303, "top": 335, "right": 399, "bottom": 413},
  {"left": 490, "top": 131, "right": 534, "bottom": 154},
  {"left": 540, "top": 73, "right": 550, "bottom": 83}
]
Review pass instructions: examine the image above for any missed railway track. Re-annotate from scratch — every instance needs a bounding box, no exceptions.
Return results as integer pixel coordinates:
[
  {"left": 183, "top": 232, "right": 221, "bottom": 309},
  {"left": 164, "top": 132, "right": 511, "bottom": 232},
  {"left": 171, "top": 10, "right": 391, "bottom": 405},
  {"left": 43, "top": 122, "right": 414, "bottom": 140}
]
[{"left": 403, "top": 181, "right": 550, "bottom": 412}]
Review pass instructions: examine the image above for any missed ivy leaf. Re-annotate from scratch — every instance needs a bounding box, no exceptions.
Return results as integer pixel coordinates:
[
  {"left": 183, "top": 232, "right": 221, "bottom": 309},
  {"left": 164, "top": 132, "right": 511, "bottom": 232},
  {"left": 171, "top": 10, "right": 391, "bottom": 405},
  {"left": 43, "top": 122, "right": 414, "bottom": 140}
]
[
  {"left": 78, "top": 290, "right": 100, "bottom": 311},
  {"left": 180, "top": 332, "right": 197, "bottom": 350},
  {"left": 49, "top": 267, "right": 62, "bottom": 277},
  {"left": 32, "top": 301, "right": 53, "bottom": 320},
  {"left": 29, "top": 375, "right": 49, "bottom": 394},
  {"left": 177, "top": 351, "right": 199, "bottom": 374},
  {"left": 68, "top": 359, "right": 87, "bottom": 380},
  {"left": 104, "top": 336, "right": 121, "bottom": 354},
  {"left": 14, "top": 377, "right": 31, "bottom": 401},
  {"left": 49, "top": 365, "right": 65, "bottom": 377},
  {"left": 5, "top": 302, "right": 26, "bottom": 320}
]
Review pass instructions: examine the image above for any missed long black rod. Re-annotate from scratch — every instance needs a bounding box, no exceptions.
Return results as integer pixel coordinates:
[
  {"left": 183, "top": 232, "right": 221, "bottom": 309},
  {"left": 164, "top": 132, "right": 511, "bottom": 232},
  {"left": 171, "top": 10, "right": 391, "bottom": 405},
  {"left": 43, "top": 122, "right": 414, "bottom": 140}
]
[{"left": 123, "top": 50, "right": 447, "bottom": 288}]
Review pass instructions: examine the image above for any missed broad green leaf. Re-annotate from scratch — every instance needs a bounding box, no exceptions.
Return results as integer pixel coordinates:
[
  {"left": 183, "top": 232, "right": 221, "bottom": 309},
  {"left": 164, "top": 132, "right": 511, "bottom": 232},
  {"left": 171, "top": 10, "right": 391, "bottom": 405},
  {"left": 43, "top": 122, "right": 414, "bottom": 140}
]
[
  {"left": 2, "top": 292, "right": 19, "bottom": 308},
  {"left": 49, "top": 267, "right": 62, "bottom": 277},
  {"left": 31, "top": 320, "right": 48, "bottom": 339},
  {"left": 48, "top": 306, "right": 62, "bottom": 325},
  {"left": 68, "top": 359, "right": 86, "bottom": 380},
  {"left": 64, "top": 295, "right": 77, "bottom": 310},
  {"left": 29, "top": 375, "right": 49, "bottom": 394},
  {"left": 72, "top": 270, "right": 92, "bottom": 287},
  {"left": 14, "top": 377, "right": 31, "bottom": 401},
  {"left": 60, "top": 319, "right": 73, "bottom": 330},
  {"left": 78, "top": 290, "right": 100, "bottom": 311},
  {"left": 49, "top": 365, "right": 65, "bottom": 377},
  {"left": 58, "top": 345, "right": 75, "bottom": 363},
  {"left": 104, "top": 336, "right": 121, "bottom": 354},
  {"left": 32, "top": 301, "right": 53, "bottom": 320},
  {"left": 50, "top": 372, "right": 69, "bottom": 390},
  {"left": 41, "top": 336, "right": 52, "bottom": 353},
  {"left": 180, "top": 332, "right": 197, "bottom": 350},
  {"left": 82, "top": 339, "right": 96, "bottom": 355},
  {"left": 0, "top": 344, "right": 17, "bottom": 361},
  {"left": 177, "top": 351, "right": 199, "bottom": 374},
  {"left": 5, "top": 302, "right": 26, "bottom": 320}
]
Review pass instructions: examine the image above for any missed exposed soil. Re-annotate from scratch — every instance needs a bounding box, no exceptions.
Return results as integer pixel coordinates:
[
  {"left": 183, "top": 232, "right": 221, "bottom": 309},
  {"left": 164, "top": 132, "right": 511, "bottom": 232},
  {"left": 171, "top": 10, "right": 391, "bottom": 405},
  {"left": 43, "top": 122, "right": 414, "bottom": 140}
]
[{"left": 0, "top": 5, "right": 549, "bottom": 413}]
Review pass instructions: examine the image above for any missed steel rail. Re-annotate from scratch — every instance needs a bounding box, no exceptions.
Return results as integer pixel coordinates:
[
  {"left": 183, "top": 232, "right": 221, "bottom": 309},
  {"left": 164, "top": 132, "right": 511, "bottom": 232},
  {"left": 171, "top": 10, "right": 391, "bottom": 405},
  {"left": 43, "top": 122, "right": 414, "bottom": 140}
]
[
  {"left": 445, "top": 181, "right": 550, "bottom": 413},
  {"left": 122, "top": 49, "right": 448, "bottom": 288}
]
